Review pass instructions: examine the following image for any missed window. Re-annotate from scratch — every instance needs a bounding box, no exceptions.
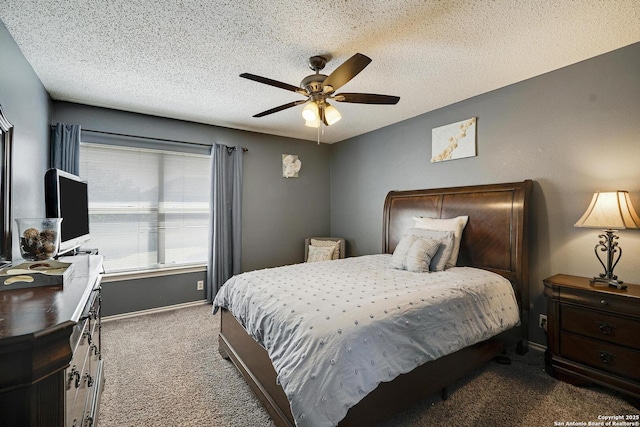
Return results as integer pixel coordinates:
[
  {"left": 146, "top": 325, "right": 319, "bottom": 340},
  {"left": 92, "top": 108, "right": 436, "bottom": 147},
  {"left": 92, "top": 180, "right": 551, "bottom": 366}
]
[{"left": 79, "top": 143, "right": 210, "bottom": 272}]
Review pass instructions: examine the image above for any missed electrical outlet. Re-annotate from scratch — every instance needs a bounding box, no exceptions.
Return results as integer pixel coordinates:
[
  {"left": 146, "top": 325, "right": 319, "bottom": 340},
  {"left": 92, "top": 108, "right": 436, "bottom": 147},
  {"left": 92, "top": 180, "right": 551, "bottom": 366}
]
[
  {"left": 539, "top": 314, "right": 547, "bottom": 332},
  {"left": 197, "top": 280, "right": 204, "bottom": 291}
]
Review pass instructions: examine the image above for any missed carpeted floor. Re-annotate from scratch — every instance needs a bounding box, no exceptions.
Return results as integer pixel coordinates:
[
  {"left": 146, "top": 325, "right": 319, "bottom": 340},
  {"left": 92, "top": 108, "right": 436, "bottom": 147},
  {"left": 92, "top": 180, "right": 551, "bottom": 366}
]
[{"left": 98, "top": 304, "right": 638, "bottom": 427}]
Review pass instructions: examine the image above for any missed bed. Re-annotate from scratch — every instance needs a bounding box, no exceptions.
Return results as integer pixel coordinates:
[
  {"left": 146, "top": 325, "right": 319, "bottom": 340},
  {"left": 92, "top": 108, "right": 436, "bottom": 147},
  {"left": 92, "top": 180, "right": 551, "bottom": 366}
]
[{"left": 214, "top": 180, "right": 532, "bottom": 427}]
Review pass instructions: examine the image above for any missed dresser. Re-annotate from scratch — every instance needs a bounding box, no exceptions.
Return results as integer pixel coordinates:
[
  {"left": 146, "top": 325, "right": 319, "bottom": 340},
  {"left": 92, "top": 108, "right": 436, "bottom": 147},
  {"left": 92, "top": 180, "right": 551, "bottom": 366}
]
[
  {"left": 543, "top": 274, "right": 640, "bottom": 405},
  {"left": 0, "top": 255, "right": 104, "bottom": 427}
]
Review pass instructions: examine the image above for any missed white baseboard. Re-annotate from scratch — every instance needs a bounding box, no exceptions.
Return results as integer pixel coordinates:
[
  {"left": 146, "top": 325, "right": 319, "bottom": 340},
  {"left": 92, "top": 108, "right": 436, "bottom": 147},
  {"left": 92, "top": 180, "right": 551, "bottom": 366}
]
[
  {"left": 528, "top": 341, "right": 547, "bottom": 352},
  {"left": 102, "top": 300, "right": 208, "bottom": 323}
]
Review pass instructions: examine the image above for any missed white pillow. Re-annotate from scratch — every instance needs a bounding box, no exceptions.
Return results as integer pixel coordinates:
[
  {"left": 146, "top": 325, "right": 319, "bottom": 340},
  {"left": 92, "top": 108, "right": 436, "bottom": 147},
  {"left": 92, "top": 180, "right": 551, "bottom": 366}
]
[
  {"left": 405, "top": 238, "right": 441, "bottom": 273},
  {"left": 390, "top": 235, "right": 418, "bottom": 270},
  {"left": 412, "top": 216, "right": 469, "bottom": 268},
  {"left": 310, "top": 239, "right": 340, "bottom": 260},
  {"left": 307, "top": 245, "right": 335, "bottom": 262},
  {"left": 405, "top": 228, "right": 455, "bottom": 272}
]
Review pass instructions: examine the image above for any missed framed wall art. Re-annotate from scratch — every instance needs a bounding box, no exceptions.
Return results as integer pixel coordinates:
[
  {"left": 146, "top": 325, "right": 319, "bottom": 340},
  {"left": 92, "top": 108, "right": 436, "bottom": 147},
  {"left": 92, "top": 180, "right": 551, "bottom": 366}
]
[{"left": 431, "top": 117, "right": 476, "bottom": 163}]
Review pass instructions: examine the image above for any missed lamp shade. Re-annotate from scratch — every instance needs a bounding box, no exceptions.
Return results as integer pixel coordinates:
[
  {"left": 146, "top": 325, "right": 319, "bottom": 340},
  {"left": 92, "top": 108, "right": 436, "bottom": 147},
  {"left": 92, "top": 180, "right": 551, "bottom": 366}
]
[
  {"left": 324, "top": 103, "right": 342, "bottom": 125},
  {"left": 305, "top": 118, "right": 320, "bottom": 128},
  {"left": 574, "top": 191, "right": 640, "bottom": 229},
  {"left": 302, "top": 102, "right": 319, "bottom": 122}
]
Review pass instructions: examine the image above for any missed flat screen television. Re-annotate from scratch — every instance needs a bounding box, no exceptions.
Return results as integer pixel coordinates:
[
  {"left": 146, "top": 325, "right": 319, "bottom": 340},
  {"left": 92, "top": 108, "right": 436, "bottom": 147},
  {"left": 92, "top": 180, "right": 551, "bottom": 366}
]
[{"left": 45, "top": 168, "right": 90, "bottom": 255}]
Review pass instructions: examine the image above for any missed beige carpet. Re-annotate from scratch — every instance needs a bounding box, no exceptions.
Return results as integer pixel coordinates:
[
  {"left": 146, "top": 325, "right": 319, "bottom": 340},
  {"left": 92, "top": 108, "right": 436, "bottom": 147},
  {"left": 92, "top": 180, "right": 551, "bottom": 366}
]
[{"left": 98, "top": 304, "right": 638, "bottom": 427}]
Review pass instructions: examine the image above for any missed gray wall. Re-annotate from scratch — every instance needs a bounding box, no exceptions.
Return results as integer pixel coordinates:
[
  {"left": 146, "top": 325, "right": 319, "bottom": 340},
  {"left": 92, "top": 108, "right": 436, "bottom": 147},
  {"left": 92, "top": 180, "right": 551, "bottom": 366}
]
[
  {"left": 0, "top": 20, "right": 52, "bottom": 261},
  {"left": 100, "top": 270, "right": 207, "bottom": 317},
  {"left": 330, "top": 42, "right": 640, "bottom": 347}
]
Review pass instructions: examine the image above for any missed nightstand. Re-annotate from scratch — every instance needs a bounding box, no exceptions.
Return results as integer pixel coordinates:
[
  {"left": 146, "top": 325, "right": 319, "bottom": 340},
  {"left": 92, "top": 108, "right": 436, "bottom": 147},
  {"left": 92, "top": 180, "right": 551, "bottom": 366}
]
[{"left": 543, "top": 274, "right": 640, "bottom": 406}]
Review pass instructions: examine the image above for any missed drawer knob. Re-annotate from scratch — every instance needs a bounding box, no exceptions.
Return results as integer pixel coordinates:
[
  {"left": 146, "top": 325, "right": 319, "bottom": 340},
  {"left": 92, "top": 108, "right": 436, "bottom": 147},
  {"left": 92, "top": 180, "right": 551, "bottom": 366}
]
[
  {"left": 599, "top": 351, "right": 614, "bottom": 364},
  {"left": 600, "top": 299, "right": 608, "bottom": 305},
  {"left": 597, "top": 322, "right": 614, "bottom": 335}
]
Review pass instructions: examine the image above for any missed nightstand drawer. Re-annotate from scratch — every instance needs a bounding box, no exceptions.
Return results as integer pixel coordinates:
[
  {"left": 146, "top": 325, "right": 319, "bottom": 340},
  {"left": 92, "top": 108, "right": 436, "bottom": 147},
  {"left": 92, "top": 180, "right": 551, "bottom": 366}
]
[
  {"left": 560, "top": 306, "right": 640, "bottom": 350},
  {"left": 559, "top": 287, "right": 637, "bottom": 317},
  {"left": 561, "top": 333, "right": 640, "bottom": 382}
]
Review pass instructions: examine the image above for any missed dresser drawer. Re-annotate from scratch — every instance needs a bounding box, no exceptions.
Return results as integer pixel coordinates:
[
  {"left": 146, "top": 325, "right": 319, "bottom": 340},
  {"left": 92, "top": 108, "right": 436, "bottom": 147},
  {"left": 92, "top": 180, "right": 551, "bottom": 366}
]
[
  {"left": 560, "top": 333, "right": 640, "bottom": 382},
  {"left": 66, "top": 286, "right": 101, "bottom": 427},
  {"left": 66, "top": 342, "right": 90, "bottom": 427},
  {"left": 559, "top": 287, "right": 638, "bottom": 317},
  {"left": 560, "top": 305, "right": 640, "bottom": 350}
]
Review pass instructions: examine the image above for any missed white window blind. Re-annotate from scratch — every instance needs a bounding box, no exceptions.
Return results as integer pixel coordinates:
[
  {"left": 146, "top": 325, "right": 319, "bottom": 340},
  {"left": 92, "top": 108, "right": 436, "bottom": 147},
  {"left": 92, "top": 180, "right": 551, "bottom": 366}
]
[{"left": 79, "top": 143, "right": 211, "bottom": 272}]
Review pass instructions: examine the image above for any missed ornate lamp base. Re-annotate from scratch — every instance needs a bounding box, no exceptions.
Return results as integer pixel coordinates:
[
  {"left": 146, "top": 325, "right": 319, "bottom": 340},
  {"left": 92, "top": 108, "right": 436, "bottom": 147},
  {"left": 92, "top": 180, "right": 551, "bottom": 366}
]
[
  {"left": 590, "top": 277, "right": 627, "bottom": 290},
  {"left": 591, "top": 229, "right": 627, "bottom": 290}
]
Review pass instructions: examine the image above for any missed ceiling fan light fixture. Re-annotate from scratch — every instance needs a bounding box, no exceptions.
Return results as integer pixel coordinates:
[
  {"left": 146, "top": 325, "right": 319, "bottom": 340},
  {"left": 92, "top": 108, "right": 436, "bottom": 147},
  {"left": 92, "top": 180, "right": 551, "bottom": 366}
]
[
  {"left": 302, "top": 101, "right": 319, "bottom": 122},
  {"left": 305, "top": 118, "right": 320, "bottom": 128},
  {"left": 324, "top": 103, "right": 342, "bottom": 125}
]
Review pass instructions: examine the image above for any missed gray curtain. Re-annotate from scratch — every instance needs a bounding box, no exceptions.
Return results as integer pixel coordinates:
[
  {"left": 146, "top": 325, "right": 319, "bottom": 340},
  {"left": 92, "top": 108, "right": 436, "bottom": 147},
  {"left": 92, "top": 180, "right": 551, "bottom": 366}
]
[
  {"left": 207, "top": 143, "right": 243, "bottom": 302},
  {"left": 50, "top": 123, "right": 81, "bottom": 174}
]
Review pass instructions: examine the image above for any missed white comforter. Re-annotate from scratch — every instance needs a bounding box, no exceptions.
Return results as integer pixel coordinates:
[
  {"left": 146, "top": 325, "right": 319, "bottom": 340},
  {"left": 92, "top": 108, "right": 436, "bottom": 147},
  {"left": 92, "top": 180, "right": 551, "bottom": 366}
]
[{"left": 213, "top": 254, "right": 520, "bottom": 427}]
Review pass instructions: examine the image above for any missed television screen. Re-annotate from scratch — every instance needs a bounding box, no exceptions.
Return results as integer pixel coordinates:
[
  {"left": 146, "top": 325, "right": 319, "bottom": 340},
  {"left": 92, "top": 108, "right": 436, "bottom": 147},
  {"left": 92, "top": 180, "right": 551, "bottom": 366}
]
[
  {"left": 58, "top": 175, "right": 89, "bottom": 241},
  {"left": 45, "top": 168, "right": 90, "bottom": 255}
]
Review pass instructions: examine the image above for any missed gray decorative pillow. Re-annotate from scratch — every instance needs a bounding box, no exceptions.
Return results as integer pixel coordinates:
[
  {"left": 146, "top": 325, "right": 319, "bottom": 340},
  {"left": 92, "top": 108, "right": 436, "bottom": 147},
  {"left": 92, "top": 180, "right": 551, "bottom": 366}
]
[
  {"left": 307, "top": 245, "right": 335, "bottom": 262},
  {"left": 406, "top": 238, "right": 441, "bottom": 273},
  {"left": 390, "top": 235, "right": 418, "bottom": 270},
  {"left": 412, "top": 216, "right": 469, "bottom": 268},
  {"left": 405, "top": 228, "right": 456, "bottom": 271},
  {"left": 310, "top": 239, "right": 340, "bottom": 260}
]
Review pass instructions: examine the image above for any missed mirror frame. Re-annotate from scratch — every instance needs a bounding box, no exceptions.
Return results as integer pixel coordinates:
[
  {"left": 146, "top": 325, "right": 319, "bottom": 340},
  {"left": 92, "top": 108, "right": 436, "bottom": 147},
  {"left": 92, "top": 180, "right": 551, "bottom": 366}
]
[{"left": 0, "top": 103, "right": 13, "bottom": 266}]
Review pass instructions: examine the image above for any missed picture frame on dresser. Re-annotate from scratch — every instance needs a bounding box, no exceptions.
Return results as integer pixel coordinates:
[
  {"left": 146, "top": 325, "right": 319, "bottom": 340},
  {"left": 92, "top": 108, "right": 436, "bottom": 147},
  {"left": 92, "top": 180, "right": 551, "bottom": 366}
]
[{"left": 0, "top": 103, "right": 13, "bottom": 267}]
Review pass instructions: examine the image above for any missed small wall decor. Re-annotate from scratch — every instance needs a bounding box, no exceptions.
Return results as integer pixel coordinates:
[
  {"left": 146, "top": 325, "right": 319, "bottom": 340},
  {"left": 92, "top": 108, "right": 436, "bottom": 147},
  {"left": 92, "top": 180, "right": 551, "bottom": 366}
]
[
  {"left": 431, "top": 117, "right": 476, "bottom": 163},
  {"left": 282, "top": 154, "right": 302, "bottom": 178}
]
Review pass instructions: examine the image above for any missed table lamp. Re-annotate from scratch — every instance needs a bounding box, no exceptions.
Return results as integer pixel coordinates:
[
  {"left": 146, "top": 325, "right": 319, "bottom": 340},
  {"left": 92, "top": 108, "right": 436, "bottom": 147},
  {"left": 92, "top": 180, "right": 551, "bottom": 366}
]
[{"left": 574, "top": 191, "right": 640, "bottom": 289}]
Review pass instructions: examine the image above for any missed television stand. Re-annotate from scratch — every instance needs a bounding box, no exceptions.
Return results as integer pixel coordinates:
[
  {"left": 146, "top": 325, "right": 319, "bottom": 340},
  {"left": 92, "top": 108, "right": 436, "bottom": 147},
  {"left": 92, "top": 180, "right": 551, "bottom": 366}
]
[
  {"left": 76, "top": 248, "right": 99, "bottom": 255},
  {"left": 60, "top": 248, "right": 99, "bottom": 257}
]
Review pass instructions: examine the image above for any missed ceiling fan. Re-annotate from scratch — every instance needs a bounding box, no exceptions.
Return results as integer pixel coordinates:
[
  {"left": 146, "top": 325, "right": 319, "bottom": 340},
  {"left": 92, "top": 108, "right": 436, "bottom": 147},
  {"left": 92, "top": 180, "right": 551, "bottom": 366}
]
[{"left": 240, "top": 53, "right": 400, "bottom": 128}]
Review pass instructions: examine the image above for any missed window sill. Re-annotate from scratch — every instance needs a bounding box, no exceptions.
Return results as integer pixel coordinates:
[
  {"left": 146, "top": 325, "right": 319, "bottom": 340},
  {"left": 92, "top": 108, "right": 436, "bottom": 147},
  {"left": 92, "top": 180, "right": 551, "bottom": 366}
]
[{"left": 102, "top": 263, "right": 206, "bottom": 282}]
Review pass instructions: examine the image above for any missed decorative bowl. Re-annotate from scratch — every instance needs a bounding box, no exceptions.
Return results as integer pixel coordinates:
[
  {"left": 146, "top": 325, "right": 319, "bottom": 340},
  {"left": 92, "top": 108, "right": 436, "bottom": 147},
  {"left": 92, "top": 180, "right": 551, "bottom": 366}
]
[{"left": 16, "top": 218, "right": 62, "bottom": 261}]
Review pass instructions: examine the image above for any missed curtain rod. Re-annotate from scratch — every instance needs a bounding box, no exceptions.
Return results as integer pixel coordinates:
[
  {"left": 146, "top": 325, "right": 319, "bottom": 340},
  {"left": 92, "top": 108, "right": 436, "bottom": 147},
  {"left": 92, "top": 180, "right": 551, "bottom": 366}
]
[{"left": 51, "top": 125, "right": 248, "bottom": 152}]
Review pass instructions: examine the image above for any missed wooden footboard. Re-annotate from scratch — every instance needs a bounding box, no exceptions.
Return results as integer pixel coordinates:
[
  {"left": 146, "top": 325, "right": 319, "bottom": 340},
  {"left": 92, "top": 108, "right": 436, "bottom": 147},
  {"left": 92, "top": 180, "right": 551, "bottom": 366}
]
[
  {"left": 220, "top": 308, "right": 522, "bottom": 427},
  {"left": 219, "top": 309, "right": 294, "bottom": 426}
]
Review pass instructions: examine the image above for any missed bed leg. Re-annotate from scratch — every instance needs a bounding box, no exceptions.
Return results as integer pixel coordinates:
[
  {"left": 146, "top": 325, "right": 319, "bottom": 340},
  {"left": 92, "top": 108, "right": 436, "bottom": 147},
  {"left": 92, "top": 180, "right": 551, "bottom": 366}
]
[
  {"left": 440, "top": 387, "right": 449, "bottom": 401},
  {"left": 217, "top": 336, "right": 230, "bottom": 360},
  {"left": 516, "top": 339, "right": 528, "bottom": 355},
  {"left": 218, "top": 346, "right": 230, "bottom": 360}
]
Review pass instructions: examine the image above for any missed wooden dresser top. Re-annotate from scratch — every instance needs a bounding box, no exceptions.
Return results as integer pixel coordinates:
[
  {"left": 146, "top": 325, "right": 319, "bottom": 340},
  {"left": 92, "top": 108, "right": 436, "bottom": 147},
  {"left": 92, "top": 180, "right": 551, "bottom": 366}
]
[{"left": 0, "top": 255, "right": 103, "bottom": 339}]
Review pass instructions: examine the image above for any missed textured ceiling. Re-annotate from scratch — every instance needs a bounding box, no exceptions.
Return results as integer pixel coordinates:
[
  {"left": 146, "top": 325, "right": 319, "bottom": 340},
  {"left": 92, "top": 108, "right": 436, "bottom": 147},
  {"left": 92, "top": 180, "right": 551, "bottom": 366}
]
[{"left": 2, "top": 1, "right": 639, "bottom": 144}]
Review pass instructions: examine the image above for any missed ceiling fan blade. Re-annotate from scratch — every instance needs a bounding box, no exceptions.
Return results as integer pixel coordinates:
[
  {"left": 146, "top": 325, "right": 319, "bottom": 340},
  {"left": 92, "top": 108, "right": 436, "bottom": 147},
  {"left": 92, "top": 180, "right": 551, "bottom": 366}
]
[
  {"left": 240, "top": 73, "right": 306, "bottom": 95},
  {"left": 334, "top": 93, "right": 400, "bottom": 105},
  {"left": 322, "top": 53, "right": 372, "bottom": 92},
  {"left": 253, "top": 100, "right": 308, "bottom": 118}
]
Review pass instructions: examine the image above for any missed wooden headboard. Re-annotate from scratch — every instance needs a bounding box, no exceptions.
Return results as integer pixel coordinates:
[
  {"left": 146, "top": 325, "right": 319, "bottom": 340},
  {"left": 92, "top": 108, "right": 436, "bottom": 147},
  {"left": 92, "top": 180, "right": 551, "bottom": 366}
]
[{"left": 383, "top": 180, "right": 532, "bottom": 326}]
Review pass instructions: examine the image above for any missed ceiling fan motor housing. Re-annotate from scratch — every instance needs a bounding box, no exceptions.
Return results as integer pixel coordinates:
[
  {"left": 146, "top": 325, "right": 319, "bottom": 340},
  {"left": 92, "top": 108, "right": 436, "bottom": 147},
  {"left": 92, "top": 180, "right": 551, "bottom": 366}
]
[{"left": 300, "top": 74, "right": 328, "bottom": 94}]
